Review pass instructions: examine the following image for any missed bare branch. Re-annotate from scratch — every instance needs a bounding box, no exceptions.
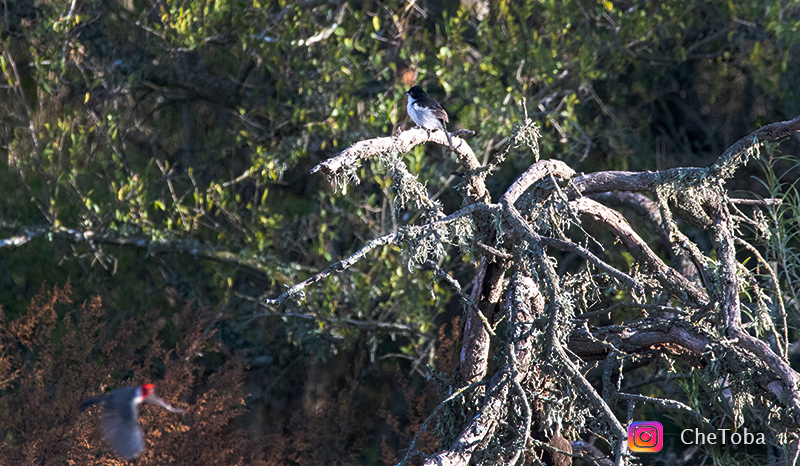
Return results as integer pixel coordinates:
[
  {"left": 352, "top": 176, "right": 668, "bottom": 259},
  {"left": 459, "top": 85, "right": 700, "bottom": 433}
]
[
  {"left": 396, "top": 380, "right": 489, "bottom": 466},
  {"left": 258, "top": 204, "right": 483, "bottom": 307},
  {"left": 574, "top": 302, "right": 688, "bottom": 320},
  {"left": 419, "top": 371, "right": 509, "bottom": 466},
  {"left": 457, "top": 257, "right": 507, "bottom": 386},
  {"left": 709, "top": 114, "right": 800, "bottom": 180},
  {"left": 729, "top": 198, "right": 783, "bottom": 206},
  {"left": 0, "top": 221, "right": 274, "bottom": 276},
  {"left": 260, "top": 232, "right": 399, "bottom": 306},
  {"left": 615, "top": 392, "right": 711, "bottom": 428},
  {"left": 499, "top": 199, "right": 628, "bottom": 464},
  {"left": 573, "top": 169, "right": 670, "bottom": 196},
  {"left": 238, "top": 295, "right": 426, "bottom": 335},
  {"left": 571, "top": 197, "right": 709, "bottom": 307},
  {"left": 428, "top": 260, "right": 496, "bottom": 337},
  {"left": 294, "top": 2, "right": 347, "bottom": 46},
  {"left": 311, "top": 127, "right": 490, "bottom": 205},
  {"left": 572, "top": 440, "right": 614, "bottom": 466},
  {"left": 705, "top": 200, "right": 800, "bottom": 414},
  {"left": 500, "top": 159, "right": 576, "bottom": 205},
  {"left": 310, "top": 127, "right": 478, "bottom": 176},
  {"left": 538, "top": 236, "right": 639, "bottom": 292},
  {"left": 734, "top": 236, "right": 789, "bottom": 357},
  {"left": 569, "top": 319, "right": 800, "bottom": 420},
  {"left": 505, "top": 275, "right": 543, "bottom": 466},
  {"left": 476, "top": 241, "right": 513, "bottom": 259},
  {"left": 573, "top": 115, "right": 800, "bottom": 195}
]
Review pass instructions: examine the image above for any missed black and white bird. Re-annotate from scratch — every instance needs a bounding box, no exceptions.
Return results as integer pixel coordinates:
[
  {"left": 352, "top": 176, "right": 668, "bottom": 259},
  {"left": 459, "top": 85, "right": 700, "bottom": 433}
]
[
  {"left": 405, "top": 85, "right": 454, "bottom": 152},
  {"left": 80, "top": 383, "right": 183, "bottom": 460}
]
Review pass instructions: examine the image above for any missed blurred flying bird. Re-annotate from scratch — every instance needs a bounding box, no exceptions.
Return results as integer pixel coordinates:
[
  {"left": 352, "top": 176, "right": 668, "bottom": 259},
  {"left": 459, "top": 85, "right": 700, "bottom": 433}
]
[{"left": 81, "top": 383, "right": 183, "bottom": 460}]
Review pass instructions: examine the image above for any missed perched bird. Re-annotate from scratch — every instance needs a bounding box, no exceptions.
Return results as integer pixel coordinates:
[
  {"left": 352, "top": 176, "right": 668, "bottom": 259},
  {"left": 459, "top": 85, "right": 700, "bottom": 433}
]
[
  {"left": 405, "top": 85, "right": 455, "bottom": 152},
  {"left": 80, "top": 383, "right": 183, "bottom": 460}
]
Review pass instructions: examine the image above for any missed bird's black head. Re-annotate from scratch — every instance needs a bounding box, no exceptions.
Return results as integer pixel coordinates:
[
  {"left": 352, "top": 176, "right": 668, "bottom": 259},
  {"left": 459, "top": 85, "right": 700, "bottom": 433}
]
[{"left": 406, "top": 85, "right": 427, "bottom": 99}]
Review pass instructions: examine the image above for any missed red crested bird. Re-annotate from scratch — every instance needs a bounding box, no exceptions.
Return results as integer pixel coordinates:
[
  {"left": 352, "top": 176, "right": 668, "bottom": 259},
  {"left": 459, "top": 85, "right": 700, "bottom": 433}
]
[
  {"left": 80, "top": 383, "right": 183, "bottom": 460},
  {"left": 405, "top": 85, "right": 455, "bottom": 152}
]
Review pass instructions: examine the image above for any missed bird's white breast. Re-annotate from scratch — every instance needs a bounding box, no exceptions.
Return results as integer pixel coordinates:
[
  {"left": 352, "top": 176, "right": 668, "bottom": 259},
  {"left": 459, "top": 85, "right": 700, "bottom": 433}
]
[{"left": 407, "top": 99, "right": 443, "bottom": 130}]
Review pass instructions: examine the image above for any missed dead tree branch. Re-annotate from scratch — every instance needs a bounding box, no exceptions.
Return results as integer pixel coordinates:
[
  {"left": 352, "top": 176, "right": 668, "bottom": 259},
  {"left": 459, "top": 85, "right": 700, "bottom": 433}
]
[{"left": 293, "top": 113, "right": 800, "bottom": 465}]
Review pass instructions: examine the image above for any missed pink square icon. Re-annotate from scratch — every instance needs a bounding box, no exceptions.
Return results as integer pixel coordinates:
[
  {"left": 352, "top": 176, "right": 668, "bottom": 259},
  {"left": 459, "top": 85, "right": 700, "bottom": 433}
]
[{"left": 628, "top": 421, "right": 663, "bottom": 452}]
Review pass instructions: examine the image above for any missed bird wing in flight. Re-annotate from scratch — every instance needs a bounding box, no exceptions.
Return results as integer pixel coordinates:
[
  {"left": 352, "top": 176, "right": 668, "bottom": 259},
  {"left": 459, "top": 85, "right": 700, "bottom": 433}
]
[{"left": 101, "top": 404, "right": 145, "bottom": 460}]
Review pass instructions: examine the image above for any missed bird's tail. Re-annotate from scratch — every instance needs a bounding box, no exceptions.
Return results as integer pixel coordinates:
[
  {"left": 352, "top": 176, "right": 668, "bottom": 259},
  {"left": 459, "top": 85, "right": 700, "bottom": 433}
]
[
  {"left": 443, "top": 128, "right": 455, "bottom": 153},
  {"left": 79, "top": 397, "right": 103, "bottom": 411}
]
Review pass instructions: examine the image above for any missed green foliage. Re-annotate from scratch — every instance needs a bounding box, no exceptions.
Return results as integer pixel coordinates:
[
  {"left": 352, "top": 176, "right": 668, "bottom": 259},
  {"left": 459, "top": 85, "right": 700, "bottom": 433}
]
[{"left": 753, "top": 148, "right": 800, "bottom": 329}]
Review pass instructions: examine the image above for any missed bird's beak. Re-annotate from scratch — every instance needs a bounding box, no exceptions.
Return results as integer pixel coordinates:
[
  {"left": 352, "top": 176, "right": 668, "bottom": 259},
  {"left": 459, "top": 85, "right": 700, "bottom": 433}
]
[{"left": 145, "top": 394, "right": 184, "bottom": 413}]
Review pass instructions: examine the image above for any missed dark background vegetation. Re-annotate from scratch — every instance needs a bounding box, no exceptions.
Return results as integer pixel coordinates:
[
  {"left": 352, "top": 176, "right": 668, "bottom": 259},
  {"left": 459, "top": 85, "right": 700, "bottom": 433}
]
[{"left": 1, "top": 0, "right": 799, "bottom": 464}]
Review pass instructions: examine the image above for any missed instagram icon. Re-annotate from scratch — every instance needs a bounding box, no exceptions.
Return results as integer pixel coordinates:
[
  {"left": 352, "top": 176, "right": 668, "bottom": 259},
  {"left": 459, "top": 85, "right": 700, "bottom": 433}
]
[{"left": 628, "top": 421, "right": 663, "bottom": 452}]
